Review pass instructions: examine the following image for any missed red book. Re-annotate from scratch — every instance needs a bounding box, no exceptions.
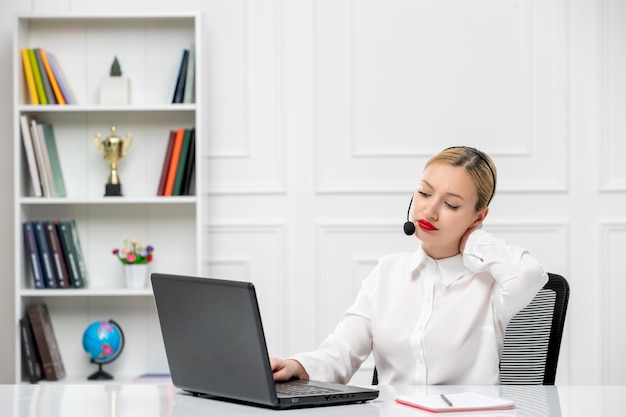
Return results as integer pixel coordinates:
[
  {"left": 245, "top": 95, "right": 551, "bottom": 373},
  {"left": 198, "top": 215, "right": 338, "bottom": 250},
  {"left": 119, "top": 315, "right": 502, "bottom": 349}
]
[
  {"left": 163, "top": 128, "right": 185, "bottom": 196},
  {"left": 157, "top": 131, "right": 176, "bottom": 196}
]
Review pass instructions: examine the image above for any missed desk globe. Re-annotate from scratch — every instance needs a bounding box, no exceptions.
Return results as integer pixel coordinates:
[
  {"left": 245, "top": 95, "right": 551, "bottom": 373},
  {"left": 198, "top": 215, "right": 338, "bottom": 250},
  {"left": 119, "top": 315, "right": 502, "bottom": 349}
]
[{"left": 82, "top": 320, "right": 125, "bottom": 380}]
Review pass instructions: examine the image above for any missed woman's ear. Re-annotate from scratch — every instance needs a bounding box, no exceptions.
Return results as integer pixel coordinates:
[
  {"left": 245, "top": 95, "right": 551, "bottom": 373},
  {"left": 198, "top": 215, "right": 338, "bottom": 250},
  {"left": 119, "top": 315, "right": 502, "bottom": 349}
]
[{"left": 473, "top": 207, "right": 489, "bottom": 226}]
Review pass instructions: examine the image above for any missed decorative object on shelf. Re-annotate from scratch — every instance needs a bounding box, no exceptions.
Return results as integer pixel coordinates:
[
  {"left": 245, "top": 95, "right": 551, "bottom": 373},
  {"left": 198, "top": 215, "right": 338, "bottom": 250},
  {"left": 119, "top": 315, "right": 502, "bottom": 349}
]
[
  {"left": 93, "top": 126, "right": 133, "bottom": 196},
  {"left": 100, "top": 56, "right": 130, "bottom": 105},
  {"left": 82, "top": 319, "right": 125, "bottom": 380},
  {"left": 113, "top": 236, "right": 154, "bottom": 289},
  {"left": 123, "top": 264, "right": 149, "bottom": 289}
]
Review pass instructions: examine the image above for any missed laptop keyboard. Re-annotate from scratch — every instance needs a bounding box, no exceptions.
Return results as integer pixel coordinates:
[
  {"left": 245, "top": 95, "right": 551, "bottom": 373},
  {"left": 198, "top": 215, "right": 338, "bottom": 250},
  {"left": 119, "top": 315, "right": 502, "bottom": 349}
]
[{"left": 276, "top": 381, "right": 339, "bottom": 396}]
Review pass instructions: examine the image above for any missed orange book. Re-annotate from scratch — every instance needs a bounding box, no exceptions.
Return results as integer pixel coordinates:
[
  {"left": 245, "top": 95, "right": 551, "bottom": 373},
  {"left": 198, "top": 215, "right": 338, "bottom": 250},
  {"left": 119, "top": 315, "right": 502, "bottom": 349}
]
[
  {"left": 163, "top": 128, "right": 185, "bottom": 196},
  {"left": 40, "top": 49, "right": 66, "bottom": 105},
  {"left": 21, "top": 48, "right": 39, "bottom": 104}
]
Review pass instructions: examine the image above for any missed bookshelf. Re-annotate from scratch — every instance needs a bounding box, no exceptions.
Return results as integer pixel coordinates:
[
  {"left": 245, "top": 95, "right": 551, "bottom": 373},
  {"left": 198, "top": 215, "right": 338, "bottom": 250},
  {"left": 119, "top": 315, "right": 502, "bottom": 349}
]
[{"left": 12, "top": 13, "right": 202, "bottom": 383}]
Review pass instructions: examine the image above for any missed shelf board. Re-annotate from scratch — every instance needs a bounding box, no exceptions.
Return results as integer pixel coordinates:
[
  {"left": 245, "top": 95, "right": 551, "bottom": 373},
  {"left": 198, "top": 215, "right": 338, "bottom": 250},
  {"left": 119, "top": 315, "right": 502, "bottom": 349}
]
[
  {"left": 19, "top": 288, "right": 154, "bottom": 297},
  {"left": 18, "top": 104, "right": 196, "bottom": 114},
  {"left": 18, "top": 196, "right": 197, "bottom": 205}
]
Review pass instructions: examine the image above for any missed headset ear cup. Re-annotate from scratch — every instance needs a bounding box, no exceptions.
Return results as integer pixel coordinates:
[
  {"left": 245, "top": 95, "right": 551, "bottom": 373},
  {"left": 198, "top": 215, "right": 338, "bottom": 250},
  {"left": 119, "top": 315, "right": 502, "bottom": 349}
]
[{"left": 403, "top": 221, "right": 416, "bottom": 236}]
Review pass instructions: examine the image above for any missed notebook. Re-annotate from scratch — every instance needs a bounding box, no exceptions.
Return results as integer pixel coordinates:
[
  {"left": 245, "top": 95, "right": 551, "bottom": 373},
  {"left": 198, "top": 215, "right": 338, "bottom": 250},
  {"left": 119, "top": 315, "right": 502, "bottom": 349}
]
[
  {"left": 151, "top": 273, "right": 379, "bottom": 409},
  {"left": 396, "top": 392, "right": 516, "bottom": 413}
]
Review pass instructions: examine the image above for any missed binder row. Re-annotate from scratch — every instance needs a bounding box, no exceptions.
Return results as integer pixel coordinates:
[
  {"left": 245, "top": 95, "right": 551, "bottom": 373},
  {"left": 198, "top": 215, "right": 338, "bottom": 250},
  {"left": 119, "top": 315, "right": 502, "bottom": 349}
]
[{"left": 23, "top": 220, "right": 88, "bottom": 290}]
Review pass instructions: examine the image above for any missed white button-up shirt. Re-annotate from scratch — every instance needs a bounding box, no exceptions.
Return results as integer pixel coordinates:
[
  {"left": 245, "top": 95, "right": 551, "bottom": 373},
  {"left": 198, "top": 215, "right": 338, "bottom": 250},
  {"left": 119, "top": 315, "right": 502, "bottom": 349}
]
[{"left": 292, "top": 229, "right": 548, "bottom": 385}]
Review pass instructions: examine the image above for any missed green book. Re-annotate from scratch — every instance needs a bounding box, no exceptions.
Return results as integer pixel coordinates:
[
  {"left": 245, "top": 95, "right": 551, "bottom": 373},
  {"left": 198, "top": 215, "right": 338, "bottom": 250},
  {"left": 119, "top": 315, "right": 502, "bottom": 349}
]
[
  {"left": 173, "top": 128, "right": 192, "bottom": 195},
  {"left": 41, "top": 123, "right": 66, "bottom": 197},
  {"left": 56, "top": 221, "right": 85, "bottom": 288},
  {"left": 28, "top": 49, "right": 47, "bottom": 105},
  {"left": 68, "top": 219, "right": 88, "bottom": 287},
  {"left": 183, "top": 44, "right": 195, "bottom": 103}
]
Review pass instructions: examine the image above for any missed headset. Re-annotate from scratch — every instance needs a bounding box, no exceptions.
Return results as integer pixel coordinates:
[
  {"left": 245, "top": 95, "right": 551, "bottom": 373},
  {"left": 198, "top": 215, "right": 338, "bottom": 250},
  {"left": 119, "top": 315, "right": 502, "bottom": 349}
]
[{"left": 403, "top": 147, "right": 496, "bottom": 236}]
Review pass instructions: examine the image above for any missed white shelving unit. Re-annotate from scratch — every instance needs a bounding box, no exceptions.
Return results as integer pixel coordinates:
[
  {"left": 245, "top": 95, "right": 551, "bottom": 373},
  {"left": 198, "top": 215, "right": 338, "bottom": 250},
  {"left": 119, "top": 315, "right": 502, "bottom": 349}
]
[{"left": 12, "top": 13, "right": 202, "bottom": 383}]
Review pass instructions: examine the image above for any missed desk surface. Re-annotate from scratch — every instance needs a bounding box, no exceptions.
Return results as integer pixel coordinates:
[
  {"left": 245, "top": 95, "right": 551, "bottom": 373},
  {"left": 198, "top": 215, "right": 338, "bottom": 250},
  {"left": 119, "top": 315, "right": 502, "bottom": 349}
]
[{"left": 0, "top": 383, "right": 623, "bottom": 417}]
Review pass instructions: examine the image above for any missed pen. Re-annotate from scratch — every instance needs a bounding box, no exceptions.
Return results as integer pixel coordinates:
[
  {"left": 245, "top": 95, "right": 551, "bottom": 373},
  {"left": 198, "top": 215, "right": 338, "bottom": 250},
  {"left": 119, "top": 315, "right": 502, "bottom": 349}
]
[{"left": 440, "top": 394, "right": 453, "bottom": 407}]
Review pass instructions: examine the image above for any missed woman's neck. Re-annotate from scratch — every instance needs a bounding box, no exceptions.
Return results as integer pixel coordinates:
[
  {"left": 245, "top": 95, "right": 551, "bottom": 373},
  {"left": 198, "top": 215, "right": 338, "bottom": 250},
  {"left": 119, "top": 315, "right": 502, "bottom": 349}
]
[{"left": 421, "top": 243, "right": 460, "bottom": 260}]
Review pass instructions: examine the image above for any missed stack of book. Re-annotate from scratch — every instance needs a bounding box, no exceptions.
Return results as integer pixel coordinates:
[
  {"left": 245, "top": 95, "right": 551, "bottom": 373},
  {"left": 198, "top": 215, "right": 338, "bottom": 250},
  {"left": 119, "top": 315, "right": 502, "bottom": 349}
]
[
  {"left": 20, "top": 116, "right": 66, "bottom": 198},
  {"left": 157, "top": 127, "right": 196, "bottom": 196},
  {"left": 21, "top": 47, "right": 76, "bottom": 105},
  {"left": 22, "top": 219, "right": 88, "bottom": 290},
  {"left": 170, "top": 44, "right": 195, "bottom": 104},
  {"left": 20, "top": 303, "right": 65, "bottom": 382}
]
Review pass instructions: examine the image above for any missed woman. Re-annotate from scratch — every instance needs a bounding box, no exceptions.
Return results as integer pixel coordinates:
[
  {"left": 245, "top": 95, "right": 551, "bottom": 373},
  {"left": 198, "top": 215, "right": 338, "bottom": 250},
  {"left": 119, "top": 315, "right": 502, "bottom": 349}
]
[{"left": 271, "top": 146, "right": 548, "bottom": 385}]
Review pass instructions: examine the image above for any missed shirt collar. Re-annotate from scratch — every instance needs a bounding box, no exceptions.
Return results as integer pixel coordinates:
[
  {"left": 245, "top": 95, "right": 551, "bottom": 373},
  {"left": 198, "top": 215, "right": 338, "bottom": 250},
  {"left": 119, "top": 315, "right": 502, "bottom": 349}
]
[{"left": 406, "top": 245, "right": 467, "bottom": 287}]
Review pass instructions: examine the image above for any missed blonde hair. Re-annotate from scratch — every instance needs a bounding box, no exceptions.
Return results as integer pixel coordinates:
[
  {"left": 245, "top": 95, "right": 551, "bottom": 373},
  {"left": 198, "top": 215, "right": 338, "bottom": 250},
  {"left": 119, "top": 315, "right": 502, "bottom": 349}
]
[{"left": 426, "top": 146, "right": 497, "bottom": 211}]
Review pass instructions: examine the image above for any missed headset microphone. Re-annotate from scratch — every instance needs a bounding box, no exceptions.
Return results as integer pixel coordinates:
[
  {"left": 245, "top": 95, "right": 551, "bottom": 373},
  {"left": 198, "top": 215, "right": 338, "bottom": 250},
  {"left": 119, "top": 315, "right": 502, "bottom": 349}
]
[{"left": 403, "top": 196, "right": 415, "bottom": 236}]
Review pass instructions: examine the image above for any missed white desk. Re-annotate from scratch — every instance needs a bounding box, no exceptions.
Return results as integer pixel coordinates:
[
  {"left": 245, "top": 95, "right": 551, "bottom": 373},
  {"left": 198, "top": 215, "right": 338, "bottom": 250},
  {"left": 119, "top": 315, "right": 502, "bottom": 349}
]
[{"left": 0, "top": 384, "right": 623, "bottom": 416}]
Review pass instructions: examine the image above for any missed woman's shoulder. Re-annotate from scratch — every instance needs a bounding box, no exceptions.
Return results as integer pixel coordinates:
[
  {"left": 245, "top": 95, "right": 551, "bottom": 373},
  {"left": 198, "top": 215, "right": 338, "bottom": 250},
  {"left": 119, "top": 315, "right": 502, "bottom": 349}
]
[{"left": 376, "top": 250, "right": 423, "bottom": 273}]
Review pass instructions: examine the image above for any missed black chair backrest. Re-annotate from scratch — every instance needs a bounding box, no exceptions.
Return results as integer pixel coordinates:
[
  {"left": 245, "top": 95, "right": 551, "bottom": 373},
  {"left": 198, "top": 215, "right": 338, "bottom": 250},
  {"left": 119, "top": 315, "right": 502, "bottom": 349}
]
[
  {"left": 499, "top": 273, "right": 569, "bottom": 385},
  {"left": 372, "top": 273, "right": 569, "bottom": 385}
]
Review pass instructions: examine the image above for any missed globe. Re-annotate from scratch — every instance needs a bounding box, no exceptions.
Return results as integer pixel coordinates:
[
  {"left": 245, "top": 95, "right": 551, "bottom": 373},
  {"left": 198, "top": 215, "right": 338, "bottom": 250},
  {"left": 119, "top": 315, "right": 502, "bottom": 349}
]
[{"left": 82, "top": 319, "right": 125, "bottom": 380}]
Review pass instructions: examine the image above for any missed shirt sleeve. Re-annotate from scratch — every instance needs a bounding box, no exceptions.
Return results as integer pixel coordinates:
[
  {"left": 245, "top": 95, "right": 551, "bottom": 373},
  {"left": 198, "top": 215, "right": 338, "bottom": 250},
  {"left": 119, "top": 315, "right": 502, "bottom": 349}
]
[
  {"left": 462, "top": 229, "right": 549, "bottom": 322},
  {"left": 290, "top": 268, "right": 377, "bottom": 384}
]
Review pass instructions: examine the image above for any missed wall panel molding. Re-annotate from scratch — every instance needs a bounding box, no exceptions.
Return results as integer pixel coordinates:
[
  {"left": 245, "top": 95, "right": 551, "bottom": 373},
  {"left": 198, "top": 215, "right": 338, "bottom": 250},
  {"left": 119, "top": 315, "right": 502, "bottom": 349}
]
[
  {"left": 599, "top": 221, "right": 626, "bottom": 384},
  {"left": 204, "top": 0, "right": 287, "bottom": 195},
  {"left": 314, "top": 0, "right": 569, "bottom": 194},
  {"left": 203, "top": 223, "right": 289, "bottom": 354},
  {"left": 599, "top": 0, "right": 626, "bottom": 192}
]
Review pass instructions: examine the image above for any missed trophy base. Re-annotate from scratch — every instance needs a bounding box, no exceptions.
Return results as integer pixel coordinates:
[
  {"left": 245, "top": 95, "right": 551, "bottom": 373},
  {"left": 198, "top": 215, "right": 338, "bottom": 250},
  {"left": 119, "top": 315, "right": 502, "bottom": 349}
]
[{"left": 105, "top": 183, "right": 123, "bottom": 197}]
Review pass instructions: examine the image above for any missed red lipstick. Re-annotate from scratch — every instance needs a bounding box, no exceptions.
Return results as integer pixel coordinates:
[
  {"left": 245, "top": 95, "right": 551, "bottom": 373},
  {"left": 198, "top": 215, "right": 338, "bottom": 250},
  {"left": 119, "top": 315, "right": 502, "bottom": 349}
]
[{"left": 418, "top": 219, "right": 438, "bottom": 231}]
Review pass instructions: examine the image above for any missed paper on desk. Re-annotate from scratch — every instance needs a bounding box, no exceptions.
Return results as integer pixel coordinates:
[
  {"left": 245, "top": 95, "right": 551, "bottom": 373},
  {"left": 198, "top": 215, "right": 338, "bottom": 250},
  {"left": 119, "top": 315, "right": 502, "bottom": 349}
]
[{"left": 396, "top": 391, "right": 515, "bottom": 413}]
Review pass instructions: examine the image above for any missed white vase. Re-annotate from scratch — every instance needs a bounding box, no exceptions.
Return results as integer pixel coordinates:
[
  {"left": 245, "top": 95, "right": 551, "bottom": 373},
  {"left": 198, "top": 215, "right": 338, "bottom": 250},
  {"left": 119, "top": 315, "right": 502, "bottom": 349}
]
[
  {"left": 123, "top": 264, "right": 148, "bottom": 289},
  {"left": 100, "top": 76, "right": 130, "bottom": 105}
]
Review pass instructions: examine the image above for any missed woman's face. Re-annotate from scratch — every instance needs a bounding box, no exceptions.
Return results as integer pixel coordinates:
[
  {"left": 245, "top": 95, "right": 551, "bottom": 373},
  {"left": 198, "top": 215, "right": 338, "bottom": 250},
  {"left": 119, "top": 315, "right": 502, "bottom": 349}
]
[{"left": 411, "top": 162, "right": 487, "bottom": 259}]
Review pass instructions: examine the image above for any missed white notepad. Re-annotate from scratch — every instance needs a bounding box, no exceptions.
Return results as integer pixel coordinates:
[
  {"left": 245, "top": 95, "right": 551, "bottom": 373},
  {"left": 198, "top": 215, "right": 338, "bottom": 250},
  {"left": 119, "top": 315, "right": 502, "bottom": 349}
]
[{"left": 396, "top": 391, "right": 515, "bottom": 413}]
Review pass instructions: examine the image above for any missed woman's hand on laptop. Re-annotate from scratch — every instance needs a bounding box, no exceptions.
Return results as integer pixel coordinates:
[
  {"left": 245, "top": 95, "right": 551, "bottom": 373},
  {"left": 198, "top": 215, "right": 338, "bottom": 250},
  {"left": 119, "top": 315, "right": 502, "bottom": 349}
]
[{"left": 270, "top": 357, "right": 310, "bottom": 381}]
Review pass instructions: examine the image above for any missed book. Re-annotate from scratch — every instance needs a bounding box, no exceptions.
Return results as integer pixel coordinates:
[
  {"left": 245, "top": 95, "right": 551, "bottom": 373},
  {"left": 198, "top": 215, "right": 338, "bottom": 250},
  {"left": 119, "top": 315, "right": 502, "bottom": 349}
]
[
  {"left": 171, "top": 48, "right": 189, "bottom": 104},
  {"left": 46, "top": 52, "right": 76, "bottom": 105},
  {"left": 21, "top": 48, "right": 39, "bottom": 105},
  {"left": 27, "top": 48, "right": 47, "bottom": 105},
  {"left": 181, "top": 128, "right": 196, "bottom": 195},
  {"left": 157, "top": 130, "right": 176, "bottom": 196},
  {"left": 68, "top": 219, "right": 89, "bottom": 287},
  {"left": 40, "top": 49, "right": 66, "bottom": 105},
  {"left": 36, "top": 122, "right": 57, "bottom": 196},
  {"left": 19, "top": 115, "right": 43, "bottom": 197},
  {"left": 41, "top": 122, "right": 67, "bottom": 197},
  {"left": 183, "top": 44, "right": 195, "bottom": 103},
  {"left": 33, "top": 221, "right": 57, "bottom": 288},
  {"left": 34, "top": 48, "right": 57, "bottom": 105},
  {"left": 173, "top": 128, "right": 193, "bottom": 195},
  {"left": 44, "top": 221, "right": 71, "bottom": 288},
  {"left": 20, "top": 316, "right": 43, "bottom": 383},
  {"left": 22, "top": 221, "right": 45, "bottom": 289},
  {"left": 29, "top": 119, "right": 52, "bottom": 197},
  {"left": 26, "top": 304, "right": 66, "bottom": 381},
  {"left": 396, "top": 392, "right": 515, "bottom": 413},
  {"left": 56, "top": 220, "right": 86, "bottom": 288},
  {"left": 163, "top": 128, "right": 185, "bottom": 196}
]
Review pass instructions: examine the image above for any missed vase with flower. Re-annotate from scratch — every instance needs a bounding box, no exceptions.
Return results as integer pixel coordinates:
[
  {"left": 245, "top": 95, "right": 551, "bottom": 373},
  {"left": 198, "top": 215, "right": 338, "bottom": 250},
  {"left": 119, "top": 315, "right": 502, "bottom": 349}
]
[{"left": 112, "top": 237, "right": 154, "bottom": 289}]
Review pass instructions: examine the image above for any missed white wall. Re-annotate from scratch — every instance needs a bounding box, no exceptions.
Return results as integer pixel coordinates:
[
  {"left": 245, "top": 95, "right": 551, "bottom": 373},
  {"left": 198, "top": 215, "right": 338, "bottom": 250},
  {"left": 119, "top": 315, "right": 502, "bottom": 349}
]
[{"left": 1, "top": 0, "right": 624, "bottom": 385}]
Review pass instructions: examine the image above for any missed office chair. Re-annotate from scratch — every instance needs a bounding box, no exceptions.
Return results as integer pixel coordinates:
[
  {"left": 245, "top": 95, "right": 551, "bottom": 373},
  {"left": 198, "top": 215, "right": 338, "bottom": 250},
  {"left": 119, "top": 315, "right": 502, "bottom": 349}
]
[
  {"left": 372, "top": 273, "right": 569, "bottom": 385},
  {"left": 499, "top": 273, "right": 569, "bottom": 384}
]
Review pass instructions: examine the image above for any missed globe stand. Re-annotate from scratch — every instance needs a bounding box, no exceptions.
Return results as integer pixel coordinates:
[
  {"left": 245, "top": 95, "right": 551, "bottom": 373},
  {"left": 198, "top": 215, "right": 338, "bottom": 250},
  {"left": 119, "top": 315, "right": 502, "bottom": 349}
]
[{"left": 87, "top": 362, "right": 114, "bottom": 380}]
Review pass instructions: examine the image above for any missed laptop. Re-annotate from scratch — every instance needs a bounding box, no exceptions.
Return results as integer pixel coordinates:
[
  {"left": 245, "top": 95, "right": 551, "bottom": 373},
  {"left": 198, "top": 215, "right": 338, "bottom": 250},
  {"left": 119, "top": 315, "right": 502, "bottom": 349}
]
[{"left": 151, "top": 273, "right": 379, "bottom": 409}]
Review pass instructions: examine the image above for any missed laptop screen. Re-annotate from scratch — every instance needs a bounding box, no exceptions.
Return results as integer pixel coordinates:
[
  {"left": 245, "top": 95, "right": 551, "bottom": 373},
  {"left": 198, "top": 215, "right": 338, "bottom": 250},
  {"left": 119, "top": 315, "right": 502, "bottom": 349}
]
[{"left": 151, "top": 274, "right": 279, "bottom": 406}]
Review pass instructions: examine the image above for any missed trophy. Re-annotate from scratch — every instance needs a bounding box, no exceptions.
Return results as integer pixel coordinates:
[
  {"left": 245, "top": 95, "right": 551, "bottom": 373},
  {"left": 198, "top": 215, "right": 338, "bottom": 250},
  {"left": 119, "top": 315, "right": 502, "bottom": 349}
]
[{"left": 93, "top": 126, "right": 133, "bottom": 196}]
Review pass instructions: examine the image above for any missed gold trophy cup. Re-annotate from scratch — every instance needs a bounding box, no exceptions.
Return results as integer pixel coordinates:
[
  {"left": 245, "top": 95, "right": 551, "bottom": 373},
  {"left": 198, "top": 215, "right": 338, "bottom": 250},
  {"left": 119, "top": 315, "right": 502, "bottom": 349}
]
[{"left": 94, "top": 126, "right": 133, "bottom": 196}]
